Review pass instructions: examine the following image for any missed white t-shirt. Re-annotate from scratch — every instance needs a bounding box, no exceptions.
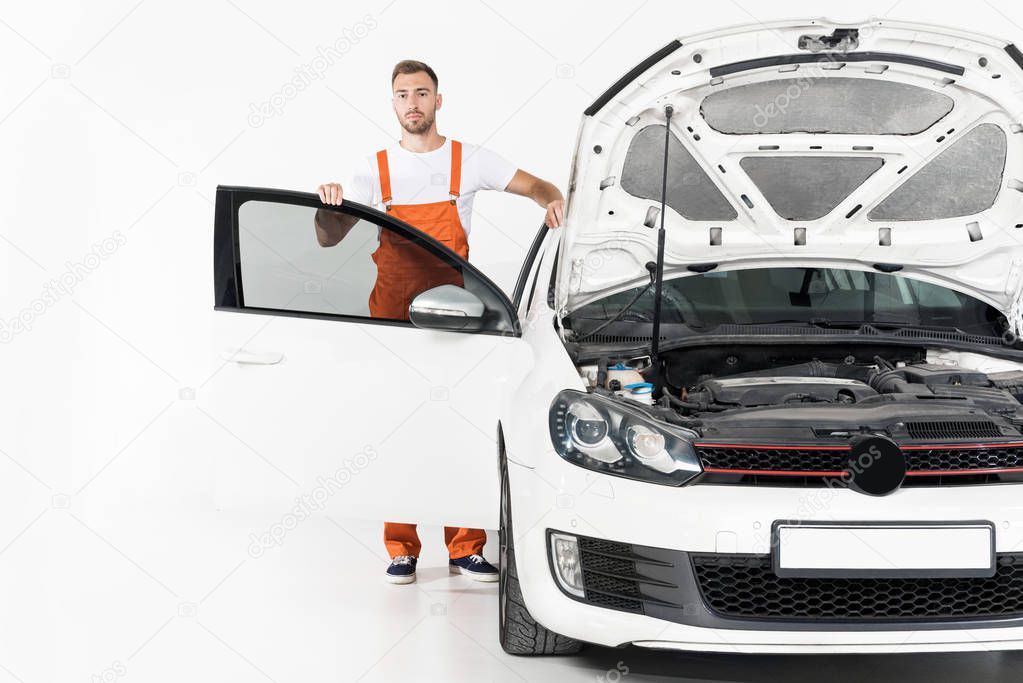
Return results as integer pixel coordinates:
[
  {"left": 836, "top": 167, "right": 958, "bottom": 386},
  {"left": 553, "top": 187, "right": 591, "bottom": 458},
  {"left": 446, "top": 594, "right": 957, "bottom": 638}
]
[{"left": 343, "top": 137, "right": 517, "bottom": 235}]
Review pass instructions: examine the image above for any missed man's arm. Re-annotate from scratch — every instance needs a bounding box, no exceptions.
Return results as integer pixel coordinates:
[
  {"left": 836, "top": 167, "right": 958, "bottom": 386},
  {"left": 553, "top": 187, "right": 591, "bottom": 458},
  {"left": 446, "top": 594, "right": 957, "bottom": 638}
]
[
  {"left": 314, "top": 182, "right": 360, "bottom": 247},
  {"left": 314, "top": 209, "right": 360, "bottom": 247},
  {"left": 504, "top": 170, "right": 565, "bottom": 228}
]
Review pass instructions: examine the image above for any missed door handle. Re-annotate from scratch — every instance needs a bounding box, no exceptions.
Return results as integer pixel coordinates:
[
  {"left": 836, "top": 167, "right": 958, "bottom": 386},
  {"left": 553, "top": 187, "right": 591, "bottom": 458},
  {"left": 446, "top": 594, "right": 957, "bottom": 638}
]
[{"left": 220, "top": 348, "right": 284, "bottom": 365}]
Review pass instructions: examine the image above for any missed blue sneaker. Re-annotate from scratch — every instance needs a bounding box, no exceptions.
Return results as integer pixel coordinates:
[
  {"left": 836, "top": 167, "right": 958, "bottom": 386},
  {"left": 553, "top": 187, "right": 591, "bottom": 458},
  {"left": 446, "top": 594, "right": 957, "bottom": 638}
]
[
  {"left": 449, "top": 553, "right": 498, "bottom": 582},
  {"left": 385, "top": 555, "right": 417, "bottom": 584}
]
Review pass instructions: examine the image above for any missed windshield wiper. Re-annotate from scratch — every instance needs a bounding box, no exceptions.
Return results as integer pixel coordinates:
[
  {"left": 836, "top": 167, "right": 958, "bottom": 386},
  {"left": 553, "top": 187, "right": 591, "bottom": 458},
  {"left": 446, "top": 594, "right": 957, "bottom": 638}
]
[
  {"left": 572, "top": 263, "right": 657, "bottom": 342},
  {"left": 749, "top": 317, "right": 918, "bottom": 329},
  {"left": 811, "top": 319, "right": 1005, "bottom": 341},
  {"left": 809, "top": 317, "right": 917, "bottom": 328},
  {"left": 727, "top": 318, "right": 995, "bottom": 339}
]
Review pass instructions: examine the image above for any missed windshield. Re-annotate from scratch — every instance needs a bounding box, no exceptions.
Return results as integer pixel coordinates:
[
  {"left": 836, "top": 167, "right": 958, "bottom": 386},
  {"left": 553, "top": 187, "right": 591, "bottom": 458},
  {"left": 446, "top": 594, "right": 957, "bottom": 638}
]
[{"left": 567, "top": 267, "right": 1008, "bottom": 338}]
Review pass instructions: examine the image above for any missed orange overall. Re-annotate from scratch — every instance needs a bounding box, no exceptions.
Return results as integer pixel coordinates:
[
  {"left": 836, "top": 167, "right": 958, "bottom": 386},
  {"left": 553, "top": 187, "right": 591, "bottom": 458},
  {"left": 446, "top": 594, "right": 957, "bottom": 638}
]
[
  {"left": 367, "top": 141, "right": 466, "bottom": 320},
  {"left": 372, "top": 139, "right": 487, "bottom": 560}
]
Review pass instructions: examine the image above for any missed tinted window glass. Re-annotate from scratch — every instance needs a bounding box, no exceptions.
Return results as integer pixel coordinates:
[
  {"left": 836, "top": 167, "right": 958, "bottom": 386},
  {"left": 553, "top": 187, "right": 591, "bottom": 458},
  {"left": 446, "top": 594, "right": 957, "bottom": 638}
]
[
  {"left": 238, "top": 200, "right": 385, "bottom": 316},
  {"left": 235, "top": 199, "right": 513, "bottom": 331}
]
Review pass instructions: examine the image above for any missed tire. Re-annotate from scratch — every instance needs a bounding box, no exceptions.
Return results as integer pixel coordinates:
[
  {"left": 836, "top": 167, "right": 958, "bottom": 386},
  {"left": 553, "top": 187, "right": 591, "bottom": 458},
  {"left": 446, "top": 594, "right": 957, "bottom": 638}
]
[{"left": 498, "top": 451, "right": 583, "bottom": 656}]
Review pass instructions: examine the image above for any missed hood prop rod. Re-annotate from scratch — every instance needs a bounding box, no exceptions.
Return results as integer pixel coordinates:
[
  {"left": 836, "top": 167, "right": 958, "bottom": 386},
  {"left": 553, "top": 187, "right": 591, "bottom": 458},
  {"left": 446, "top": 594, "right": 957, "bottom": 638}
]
[{"left": 649, "top": 104, "right": 673, "bottom": 396}]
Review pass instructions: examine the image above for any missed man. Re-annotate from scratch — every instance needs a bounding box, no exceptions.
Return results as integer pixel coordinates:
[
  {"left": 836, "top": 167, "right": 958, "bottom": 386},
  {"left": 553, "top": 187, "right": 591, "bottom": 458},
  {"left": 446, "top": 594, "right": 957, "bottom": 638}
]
[{"left": 315, "top": 59, "right": 564, "bottom": 585}]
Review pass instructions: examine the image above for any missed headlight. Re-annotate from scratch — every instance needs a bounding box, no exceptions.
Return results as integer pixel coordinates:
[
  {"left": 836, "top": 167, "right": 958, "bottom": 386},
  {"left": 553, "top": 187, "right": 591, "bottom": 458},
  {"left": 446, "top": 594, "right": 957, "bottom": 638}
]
[
  {"left": 549, "top": 389, "right": 702, "bottom": 486},
  {"left": 563, "top": 400, "right": 620, "bottom": 463}
]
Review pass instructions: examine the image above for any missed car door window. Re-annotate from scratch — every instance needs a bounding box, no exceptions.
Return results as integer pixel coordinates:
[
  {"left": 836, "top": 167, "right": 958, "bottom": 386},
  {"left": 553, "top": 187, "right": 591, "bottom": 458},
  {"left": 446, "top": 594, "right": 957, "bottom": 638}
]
[
  {"left": 214, "top": 187, "right": 517, "bottom": 335},
  {"left": 237, "top": 199, "right": 382, "bottom": 316}
]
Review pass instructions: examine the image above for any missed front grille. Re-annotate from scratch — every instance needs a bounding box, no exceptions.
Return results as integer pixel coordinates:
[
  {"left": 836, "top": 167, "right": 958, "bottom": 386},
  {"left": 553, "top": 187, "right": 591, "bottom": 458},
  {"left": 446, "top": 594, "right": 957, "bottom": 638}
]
[
  {"left": 696, "top": 442, "right": 1023, "bottom": 483},
  {"left": 904, "top": 445, "right": 1023, "bottom": 472},
  {"left": 698, "top": 445, "right": 848, "bottom": 473},
  {"left": 692, "top": 553, "right": 1023, "bottom": 621},
  {"left": 906, "top": 420, "right": 1002, "bottom": 440}
]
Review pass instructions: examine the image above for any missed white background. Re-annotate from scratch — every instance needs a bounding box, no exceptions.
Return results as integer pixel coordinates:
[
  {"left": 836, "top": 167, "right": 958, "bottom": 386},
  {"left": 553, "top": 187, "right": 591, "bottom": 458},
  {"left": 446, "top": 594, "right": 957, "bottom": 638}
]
[{"left": 5, "top": 1, "right": 1023, "bottom": 681}]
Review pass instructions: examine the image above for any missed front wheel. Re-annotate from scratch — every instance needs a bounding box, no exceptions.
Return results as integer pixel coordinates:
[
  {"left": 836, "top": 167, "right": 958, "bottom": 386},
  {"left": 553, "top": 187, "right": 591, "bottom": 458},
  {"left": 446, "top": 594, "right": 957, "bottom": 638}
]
[{"left": 498, "top": 451, "right": 582, "bottom": 656}]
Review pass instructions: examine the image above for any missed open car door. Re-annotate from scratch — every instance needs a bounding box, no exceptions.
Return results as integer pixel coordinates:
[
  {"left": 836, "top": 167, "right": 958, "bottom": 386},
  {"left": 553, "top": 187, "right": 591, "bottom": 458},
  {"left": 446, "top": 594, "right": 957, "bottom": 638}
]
[{"left": 204, "top": 186, "right": 530, "bottom": 528}]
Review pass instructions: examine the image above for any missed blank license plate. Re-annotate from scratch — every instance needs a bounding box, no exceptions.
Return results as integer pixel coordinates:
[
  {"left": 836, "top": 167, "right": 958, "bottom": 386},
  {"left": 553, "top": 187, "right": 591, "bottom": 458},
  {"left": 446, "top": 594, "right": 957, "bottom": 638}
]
[{"left": 772, "top": 521, "right": 995, "bottom": 578}]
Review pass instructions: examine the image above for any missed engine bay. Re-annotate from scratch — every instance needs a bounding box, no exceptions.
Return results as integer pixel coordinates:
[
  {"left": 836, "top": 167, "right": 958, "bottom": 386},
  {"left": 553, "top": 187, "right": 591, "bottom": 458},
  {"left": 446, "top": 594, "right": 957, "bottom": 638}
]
[{"left": 576, "top": 344, "right": 1023, "bottom": 441}]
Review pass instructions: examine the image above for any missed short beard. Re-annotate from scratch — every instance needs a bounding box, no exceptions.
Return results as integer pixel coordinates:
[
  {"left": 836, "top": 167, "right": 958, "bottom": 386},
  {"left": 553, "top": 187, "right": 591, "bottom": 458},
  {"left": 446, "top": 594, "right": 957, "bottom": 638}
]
[{"left": 400, "top": 112, "right": 433, "bottom": 135}]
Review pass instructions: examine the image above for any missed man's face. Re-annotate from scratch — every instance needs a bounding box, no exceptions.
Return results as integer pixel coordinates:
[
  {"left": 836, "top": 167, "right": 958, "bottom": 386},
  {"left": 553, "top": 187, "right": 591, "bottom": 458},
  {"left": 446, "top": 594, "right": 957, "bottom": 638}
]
[{"left": 392, "top": 71, "right": 440, "bottom": 135}]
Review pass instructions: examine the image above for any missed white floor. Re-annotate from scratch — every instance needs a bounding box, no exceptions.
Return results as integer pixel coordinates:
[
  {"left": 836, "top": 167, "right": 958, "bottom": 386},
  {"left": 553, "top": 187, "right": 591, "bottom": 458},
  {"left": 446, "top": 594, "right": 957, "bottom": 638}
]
[{"left": 4, "top": 502, "right": 1023, "bottom": 683}]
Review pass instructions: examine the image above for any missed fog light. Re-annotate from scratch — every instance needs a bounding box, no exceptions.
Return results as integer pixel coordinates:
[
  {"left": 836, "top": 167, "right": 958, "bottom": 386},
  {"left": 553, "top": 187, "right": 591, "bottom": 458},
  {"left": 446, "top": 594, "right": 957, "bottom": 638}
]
[{"left": 549, "top": 532, "right": 584, "bottom": 597}]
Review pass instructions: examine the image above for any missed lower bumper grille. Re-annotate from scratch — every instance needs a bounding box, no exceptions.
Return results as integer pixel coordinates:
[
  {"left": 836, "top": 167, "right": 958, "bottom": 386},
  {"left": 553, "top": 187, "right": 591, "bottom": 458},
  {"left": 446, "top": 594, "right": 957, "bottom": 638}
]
[
  {"left": 558, "top": 531, "right": 1023, "bottom": 629},
  {"left": 578, "top": 537, "right": 646, "bottom": 613},
  {"left": 692, "top": 553, "right": 1023, "bottom": 621}
]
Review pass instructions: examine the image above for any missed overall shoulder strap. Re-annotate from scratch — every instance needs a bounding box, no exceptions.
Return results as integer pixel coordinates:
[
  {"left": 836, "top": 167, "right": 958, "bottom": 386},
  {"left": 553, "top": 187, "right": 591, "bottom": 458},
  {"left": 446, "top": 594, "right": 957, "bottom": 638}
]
[
  {"left": 449, "top": 139, "right": 462, "bottom": 201},
  {"left": 375, "top": 149, "right": 392, "bottom": 208}
]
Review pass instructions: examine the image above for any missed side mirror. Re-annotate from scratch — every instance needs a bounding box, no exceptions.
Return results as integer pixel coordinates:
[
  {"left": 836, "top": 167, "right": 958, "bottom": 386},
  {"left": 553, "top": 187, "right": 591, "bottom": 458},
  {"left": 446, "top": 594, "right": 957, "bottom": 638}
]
[{"left": 409, "top": 284, "right": 486, "bottom": 331}]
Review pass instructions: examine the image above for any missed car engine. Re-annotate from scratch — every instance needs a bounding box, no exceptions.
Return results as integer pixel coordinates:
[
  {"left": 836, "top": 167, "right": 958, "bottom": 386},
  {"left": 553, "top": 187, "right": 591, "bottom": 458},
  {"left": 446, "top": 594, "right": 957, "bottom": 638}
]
[{"left": 578, "top": 350, "right": 1023, "bottom": 442}]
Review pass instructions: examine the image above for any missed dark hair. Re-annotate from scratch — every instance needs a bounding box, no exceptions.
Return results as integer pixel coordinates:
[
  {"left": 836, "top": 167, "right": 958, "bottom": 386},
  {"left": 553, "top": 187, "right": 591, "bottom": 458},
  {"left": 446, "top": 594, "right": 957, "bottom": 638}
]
[{"left": 391, "top": 60, "right": 438, "bottom": 89}]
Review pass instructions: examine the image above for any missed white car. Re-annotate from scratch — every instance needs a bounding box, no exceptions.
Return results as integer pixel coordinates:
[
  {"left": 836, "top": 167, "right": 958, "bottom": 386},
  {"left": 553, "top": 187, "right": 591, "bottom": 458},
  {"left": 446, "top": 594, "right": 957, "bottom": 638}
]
[{"left": 212, "top": 19, "right": 1023, "bottom": 655}]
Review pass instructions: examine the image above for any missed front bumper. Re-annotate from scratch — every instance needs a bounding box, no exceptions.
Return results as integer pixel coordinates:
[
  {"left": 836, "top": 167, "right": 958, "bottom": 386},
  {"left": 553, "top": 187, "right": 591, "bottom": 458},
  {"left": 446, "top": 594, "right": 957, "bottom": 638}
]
[{"left": 506, "top": 452, "right": 1023, "bottom": 652}]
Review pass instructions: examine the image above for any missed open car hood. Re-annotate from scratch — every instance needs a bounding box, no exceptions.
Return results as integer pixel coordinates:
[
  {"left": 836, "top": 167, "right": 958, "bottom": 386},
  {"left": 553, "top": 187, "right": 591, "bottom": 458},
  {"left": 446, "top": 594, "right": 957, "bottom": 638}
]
[{"left": 558, "top": 19, "right": 1023, "bottom": 333}]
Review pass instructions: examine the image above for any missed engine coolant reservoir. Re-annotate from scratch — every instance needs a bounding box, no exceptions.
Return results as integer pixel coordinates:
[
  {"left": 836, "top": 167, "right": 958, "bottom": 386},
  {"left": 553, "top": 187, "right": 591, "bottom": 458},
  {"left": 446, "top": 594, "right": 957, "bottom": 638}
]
[
  {"left": 622, "top": 382, "right": 654, "bottom": 404},
  {"left": 606, "top": 362, "right": 644, "bottom": 390}
]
